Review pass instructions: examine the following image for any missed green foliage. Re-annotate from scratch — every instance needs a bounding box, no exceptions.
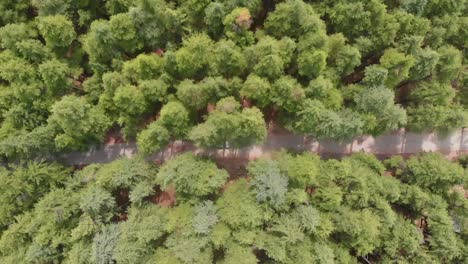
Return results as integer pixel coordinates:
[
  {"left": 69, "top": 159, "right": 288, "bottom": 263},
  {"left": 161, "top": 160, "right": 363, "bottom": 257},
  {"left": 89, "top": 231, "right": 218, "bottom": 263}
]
[
  {"left": 380, "top": 48, "right": 415, "bottom": 88},
  {"left": 211, "top": 40, "right": 247, "bottom": 77},
  {"left": 92, "top": 224, "right": 120, "bottom": 264},
  {"left": 298, "top": 50, "right": 327, "bottom": 79},
  {"left": 137, "top": 122, "right": 170, "bottom": 155},
  {"left": 80, "top": 186, "right": 116, "bottom": 222},
  {"left": 265, "top": 0, "right": 325, "bottom": 39},
  {"left": 38, "top": 59, "right": 72, "bottom": 95},
  {"left": 36, "top": 15, "right": 76, "bottom": 49},
  {"left": 190, "top": 97, "right": 266, "bottom": 149},
  {"left": 277, "top": 152, "right": 320, "bottom": 188},
  {"left": 289, "top": 99, "right": 363, "bottom": 140},
  {"left": 1, "top": 151, "right": 467, "bottom": 263},
  {"left": 175, "top": 33, "right": 215, "bottom": 79},
  {"left": 114, "top": 205, "right": 168, "bottom": 263},
  {"left": 217, "top": 178, "right": 263, "bottom": 229},
  {"left": 88, "top": 157, "right": 156, "bottom": 190},
  {"left": 137, "top": 100, "right": 191, "bottom": 154},
  {"left": 407, "top": 105, "right": 467, "bottom": 132},
  {"left": 48, "top": 95, "right": 111, "bottom": 150},
  {"left": 156, "top": 153, "right": 228, "bottom": 201},
  {"left": 272, "top": 76, "right": 305, "bottom": 113},
  {"left": 223, "top": 8, "right": 254, "bottom": 46},
  {"left": 0, "top": 0, "right": 465, "bottom": 154},
  {"left": 248, "top": 159, "right": 289, "bottom": 209},
  {"left": 192, "top": 201, "right": 218, "bottom": 235},
  {"left": 0, "top": 162, "right": 70, "bottom": 230},
  {"left": 354, "top": 87, "right": 407, "bottom": 135},
  {"left": 240, "top": 74, "right": 271, "bottom": 107},
  {"left": 404, "top": 152, "right": 466, "bottom": 195},
  {"left": 1, "top": 1, "right": 468, "bottom": 261}
]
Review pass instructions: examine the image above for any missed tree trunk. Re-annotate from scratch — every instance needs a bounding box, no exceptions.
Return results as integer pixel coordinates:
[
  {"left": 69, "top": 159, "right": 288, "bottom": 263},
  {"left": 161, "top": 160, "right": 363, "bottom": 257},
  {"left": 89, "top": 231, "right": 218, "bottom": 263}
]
[
  {"left": 459, "top": 127, "right": 465, "bottom": 155},
  {"left": 400, "top": 129, "right": 406, "bottom": 154},
  {"left": 223, "top": 141, "right": 226, "bottom": 158}
]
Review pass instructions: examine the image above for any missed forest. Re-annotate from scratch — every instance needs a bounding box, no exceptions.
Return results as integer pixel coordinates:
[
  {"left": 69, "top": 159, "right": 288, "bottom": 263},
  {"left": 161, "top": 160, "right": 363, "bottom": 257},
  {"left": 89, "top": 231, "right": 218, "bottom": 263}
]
[
  {"left": 0, "top": 0, "right": 467, "bottom": 158},
  {"left": 0, "top": 152, "right": 467, "bottom": 263},
  {"left": 0, "top": 0, "right": 467, "bottom": 263}
]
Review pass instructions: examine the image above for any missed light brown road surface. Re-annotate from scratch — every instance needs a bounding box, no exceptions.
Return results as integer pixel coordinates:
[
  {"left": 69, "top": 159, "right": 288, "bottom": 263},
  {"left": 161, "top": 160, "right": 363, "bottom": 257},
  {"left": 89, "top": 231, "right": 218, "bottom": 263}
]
[{"left": 60, "top": 128, "right": 468, "bottom": 165}]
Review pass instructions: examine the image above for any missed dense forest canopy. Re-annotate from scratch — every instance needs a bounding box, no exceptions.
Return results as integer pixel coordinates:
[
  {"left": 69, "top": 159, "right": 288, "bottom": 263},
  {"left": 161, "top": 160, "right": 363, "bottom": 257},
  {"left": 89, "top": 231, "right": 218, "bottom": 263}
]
[
  {"left": 0, "top": 0, "right": 467, "bottom": 158},
  {"left": 0, "top": 152, "right": 466, "bottom": 263},
  {"left": 1, "top": 1, "right": 467, "bottom": 263}
]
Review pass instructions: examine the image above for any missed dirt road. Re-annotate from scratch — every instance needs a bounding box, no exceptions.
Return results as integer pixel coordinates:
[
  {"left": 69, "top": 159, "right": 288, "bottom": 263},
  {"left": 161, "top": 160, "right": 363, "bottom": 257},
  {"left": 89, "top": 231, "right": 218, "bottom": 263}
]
[{"left": 60, "top": 128, "right": 468, "bottom": 165}]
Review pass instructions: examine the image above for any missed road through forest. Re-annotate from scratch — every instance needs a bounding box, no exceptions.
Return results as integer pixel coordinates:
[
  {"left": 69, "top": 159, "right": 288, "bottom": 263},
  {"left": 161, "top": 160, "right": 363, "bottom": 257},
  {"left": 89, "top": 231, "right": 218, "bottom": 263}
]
[{"left": 60, "top": 127, "right": 468, "bottom": 165}]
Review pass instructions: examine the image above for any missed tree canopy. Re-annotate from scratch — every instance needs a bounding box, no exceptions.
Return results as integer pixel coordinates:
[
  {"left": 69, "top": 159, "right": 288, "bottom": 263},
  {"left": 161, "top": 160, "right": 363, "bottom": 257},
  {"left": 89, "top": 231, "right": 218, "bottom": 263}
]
[
  {"left": 0, "top": 0, "right": 466, "bottom": 159},
  {"left": 0, "top": 152, "right": 466, "bottom": 263}
]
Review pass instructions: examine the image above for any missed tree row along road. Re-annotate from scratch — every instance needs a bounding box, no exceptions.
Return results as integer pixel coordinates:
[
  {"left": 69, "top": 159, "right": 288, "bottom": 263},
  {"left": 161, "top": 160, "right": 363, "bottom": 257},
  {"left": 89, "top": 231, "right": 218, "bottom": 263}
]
[{"left": 60, "top": 128, "right": 468, "bottom": 165}]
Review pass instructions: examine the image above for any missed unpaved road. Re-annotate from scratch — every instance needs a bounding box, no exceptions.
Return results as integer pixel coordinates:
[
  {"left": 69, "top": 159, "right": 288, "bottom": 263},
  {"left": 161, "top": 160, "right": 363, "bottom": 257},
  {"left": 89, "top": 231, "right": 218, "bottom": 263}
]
[{"left": 60, "top": 128, "right": 468, "bottom": 165}]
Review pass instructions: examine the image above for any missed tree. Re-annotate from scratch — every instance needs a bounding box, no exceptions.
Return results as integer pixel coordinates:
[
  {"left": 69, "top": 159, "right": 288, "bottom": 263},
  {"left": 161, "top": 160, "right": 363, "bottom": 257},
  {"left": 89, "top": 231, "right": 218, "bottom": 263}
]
[
  {"left": 81, "top": 19, "right": 118, "bottom": 72},
  {"left": 434, "top": 45, "right": 462, "bottom": 82},
  {"left": 175, "top": 33, "right": 215, "bottom": 79},
  {"left": 113, "top": 84, "right": 148, "bottom": 138},
  {"left": 409, "top": 81, "right": 455, "bottom": 106},
  {"left": 288, "top": 99, "right": 363, "bottom": 140},
  {"left": 204, "top": 2, "right": 225, "bottom": 38},
  {"left": 223, "top": 8, "right": 254, "bottom": 46},
  {"left": 363, "top": 65, "right": 388, "bottom": 87},
  {"left": 139, "top": 78, "right": 168, "bottom": 104},
  {"left": 248, "top": 159, "right": 289, "bottom": 209},
  {"left": 404, "top": 153, "right": 466, "bottom": 195},
  {"left": 158, "top": 101, "right": 191, "bottom": 139},
  {"left": 0, "top": 22, "right": 36, "bottom": 51},
  {"left": 264, "top": 0, "right": 325, "bottom": 39},
  {"left": 333, "top": 208, "right": 381, "bottom": 256},
  {"left": 244, "top": 36, "right": 295, "bottom": 80},
  {"left": 0, "top": 188, "right": 81, "bottom": 263},
  {"left": 305, "top": 76, "right": 343, "bottom": 110},
  {"left": 192, "top": 201, "right": 219, "bottom": 235},
  {"left": 114, "top": 205, "right": 168, "bottom": 263},
  {"left": 240, "top": 74, "right": 271, "bottom": 107},
  {"left": 92, "top": 224, "right": 120, "bottom": 264},
  {"left": 79, "top": 186, "right": 116, "bottom": 222},
  {"left": 31, "top": 0, "right": 73, "bottom": 16},
  {"left": 85, "top": 157, "right": 156, "bottom": 191},
  {"left": 137, "top": 101, "right": 191, "bottom": 154},
  {"left": 0, "top": 125, "right": 56, "bottom": 159},
  {"left": 325, "top": 33, "right": 362, "bottom": 76},
  {"left": 108, "top": 13, "right": 141, "bottom": 52},
  {"left": 176, "top": 79, "right": 213, "bottom": 111},
  {"left": 38, "top": 59, "right": 72, "bottom": 96},
  {"left": 409, "top": 47, "right": 439, "bottom": 81},
  {"left": 137, "top": 122, "right": 170, "bottom": 155},
  {"left": 354, "top": 87, "right": 407, "bottom": 134},
  {"left": 272, "top": 76, "right": 306, "bottom": 113},
  {"left": 211, "top": 40, "right": 247, "bottom": 77},
  {"left": 407, "top": 105, "right": 467, "bottom": 132},
  {"left": 298, "top": 50, "right": 327, "bottom": 79},
  {"left": 36, "top": 15, "right": 76, "bottom": 49},
  {"left": 216, "top": 178, "right": 263, "bottom": 229},
  {"left": 156, "top": 153, "right": 229, "bottom": 201},
  {"left": 380, "top": 48, "right": 415, "bottom": 88},
  {"left": 189, "top": 97, "right": 266, "bottom": 149},
  {"left": 0, "top": 162, "right": 70, "bottom": 230},
  {"left": 0, "top": 0, "right": 30, "bottom": 26},
  {"left": 277, "top": 152, "right": 320, "bottom": 188},
  {"left": 48, "top": 95, "right": 111, "bottom": 150},
  {"left": 122, "top": 53, "right": 164, "bottom": 83}
]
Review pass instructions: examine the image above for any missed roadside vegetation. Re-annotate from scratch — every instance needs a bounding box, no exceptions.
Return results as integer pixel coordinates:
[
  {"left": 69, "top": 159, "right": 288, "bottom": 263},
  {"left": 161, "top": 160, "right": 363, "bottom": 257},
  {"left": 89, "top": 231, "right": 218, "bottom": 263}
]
[
  {"left": 0, "top": 152, "right": 466, "bottom": 263},
  {"left": 0, "top": 0, "right": 467, "bottom": 159},
  {"left": 0, "top": 1, "right": 467, "bottom": 263}
]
